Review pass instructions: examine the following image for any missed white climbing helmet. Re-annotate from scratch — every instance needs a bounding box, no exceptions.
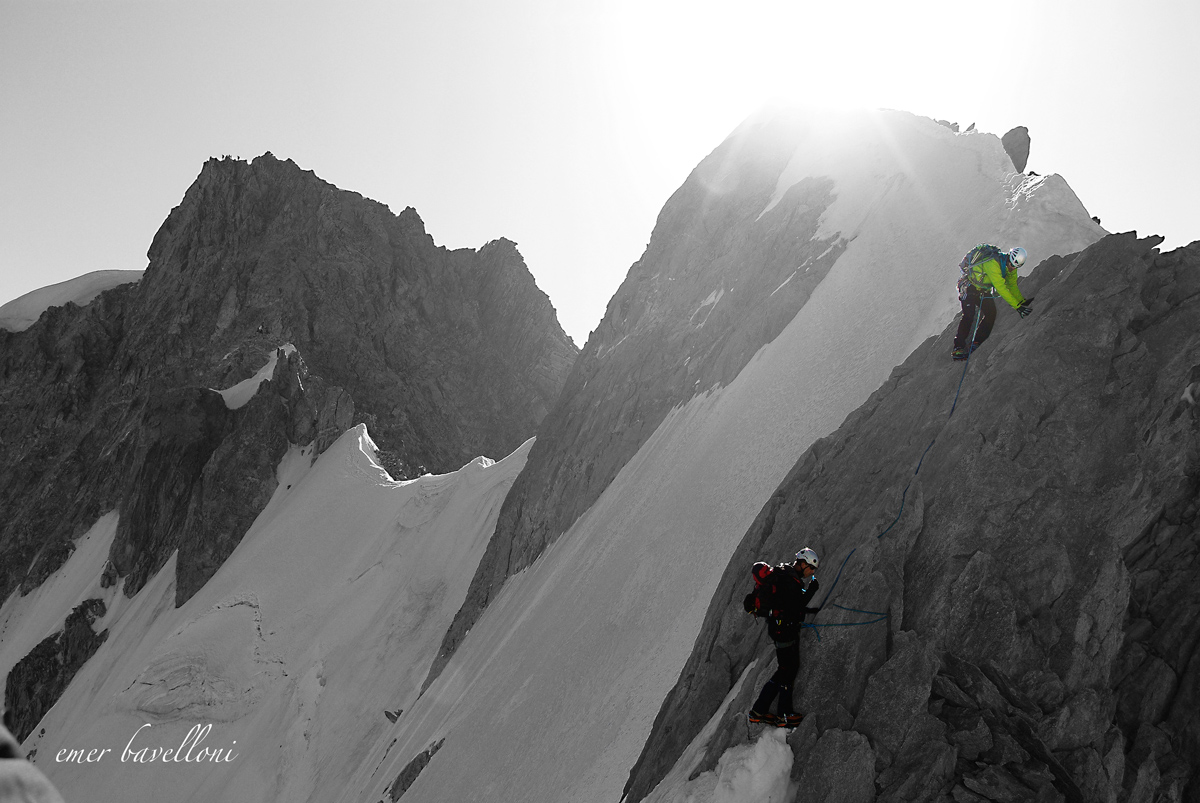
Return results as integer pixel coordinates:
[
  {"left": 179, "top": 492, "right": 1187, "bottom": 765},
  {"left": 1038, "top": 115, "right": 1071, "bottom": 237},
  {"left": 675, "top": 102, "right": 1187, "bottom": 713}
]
[
  {"left": 795, "top": 548, "right": 819, "bottom": 570},
  {"left": 1008, "top": 247, "right": 1027, "bottom": 268}
]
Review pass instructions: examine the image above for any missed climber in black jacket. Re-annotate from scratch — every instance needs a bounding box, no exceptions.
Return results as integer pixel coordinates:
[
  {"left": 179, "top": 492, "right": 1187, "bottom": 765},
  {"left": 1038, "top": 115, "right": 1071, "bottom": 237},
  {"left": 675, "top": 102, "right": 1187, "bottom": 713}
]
[{"left": 742, "top": 548, "right": 821, "bottom": 727}]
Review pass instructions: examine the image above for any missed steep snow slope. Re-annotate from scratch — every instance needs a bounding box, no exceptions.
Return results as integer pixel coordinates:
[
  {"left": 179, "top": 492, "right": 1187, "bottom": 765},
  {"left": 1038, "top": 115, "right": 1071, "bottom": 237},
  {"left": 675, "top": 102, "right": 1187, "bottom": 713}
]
[
  {"left": 22, "top": 428, "right": 531, "bottom": 803},
  {"left": 640, "top": 665, "right": 796, "bottom": 803},
  {"left": 350, "top": 110, "right": 1104, "bottom": 803},
  {"left": 0, "top": 270, "right": 142, "bottom": 331}
]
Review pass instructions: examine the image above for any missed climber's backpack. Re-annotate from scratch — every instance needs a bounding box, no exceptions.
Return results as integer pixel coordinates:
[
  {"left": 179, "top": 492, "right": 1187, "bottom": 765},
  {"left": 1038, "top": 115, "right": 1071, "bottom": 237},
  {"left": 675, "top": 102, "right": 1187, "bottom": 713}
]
[{"left": 964, "top": 244, "right": 1009, "bottom": 277}]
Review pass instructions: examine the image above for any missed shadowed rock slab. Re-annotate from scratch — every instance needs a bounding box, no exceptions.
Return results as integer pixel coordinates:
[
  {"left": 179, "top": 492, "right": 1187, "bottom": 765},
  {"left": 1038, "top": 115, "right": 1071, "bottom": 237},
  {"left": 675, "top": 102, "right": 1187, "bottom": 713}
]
[{"left": 1003, "top": 126, "right": 1031, "bottom": 171}]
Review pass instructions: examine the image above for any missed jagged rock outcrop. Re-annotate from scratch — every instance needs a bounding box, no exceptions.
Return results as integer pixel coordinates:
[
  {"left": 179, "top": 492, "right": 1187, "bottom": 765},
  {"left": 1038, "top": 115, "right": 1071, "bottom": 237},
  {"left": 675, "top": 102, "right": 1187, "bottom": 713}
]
[
  {"left": 4, "top": 600, "right": 108, "bottom": 742},
  {"left": 0, "top": 286, "right": 138, "bottom": 595},
  {"left": 623, "top": 234, "right": 1200, "bottom": 802},
  {"left": 428, "top": 109, "right": 849, "bottom": 687},
  {"left": 111, "top": 385, "right": 243, "bottom": 600},
  {"left": 388, "top": 738, "right": 445, "bottom": 801},
  {"left": 1003, "top": 126, "right": 1031, "bottom": 172}
]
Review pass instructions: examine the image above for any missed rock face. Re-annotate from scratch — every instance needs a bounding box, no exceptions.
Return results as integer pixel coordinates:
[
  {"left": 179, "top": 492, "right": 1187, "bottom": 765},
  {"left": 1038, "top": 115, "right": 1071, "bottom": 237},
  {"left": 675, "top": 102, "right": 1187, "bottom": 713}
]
[
  {"left": 5, "top": 600, "right": 108, "bottom": 742},
  {"left": 1003, "top": 126, "right": 1031, "bottom": 172},
  {"left": 0, "top": 154, "right": 575, "bottom": 730},
  {"left": 124, "top": 153, "right": 576, "bottom": 479},
  {"left": 427, "top": 109, "right": 848, "bottom": 687},
  {"left": 623, "top": 234, "right": 1200, "bottom": 802},
  {"left": 388, "top": 738, "right": 445, "bottom": 801}
]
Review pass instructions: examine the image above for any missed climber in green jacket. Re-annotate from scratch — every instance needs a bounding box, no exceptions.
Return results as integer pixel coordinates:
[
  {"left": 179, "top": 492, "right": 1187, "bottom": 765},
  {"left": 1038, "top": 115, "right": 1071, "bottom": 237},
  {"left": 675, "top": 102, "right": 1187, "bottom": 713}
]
[{"left": 952, "top": 244, "right": 1033, "bottom": 360}]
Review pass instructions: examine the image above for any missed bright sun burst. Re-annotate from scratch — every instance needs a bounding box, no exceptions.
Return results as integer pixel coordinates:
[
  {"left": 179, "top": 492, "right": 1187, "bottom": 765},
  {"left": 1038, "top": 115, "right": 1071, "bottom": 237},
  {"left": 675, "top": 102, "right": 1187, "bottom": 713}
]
[{"left": 598, "top": 0, "right": 1008, "bottom": 141}]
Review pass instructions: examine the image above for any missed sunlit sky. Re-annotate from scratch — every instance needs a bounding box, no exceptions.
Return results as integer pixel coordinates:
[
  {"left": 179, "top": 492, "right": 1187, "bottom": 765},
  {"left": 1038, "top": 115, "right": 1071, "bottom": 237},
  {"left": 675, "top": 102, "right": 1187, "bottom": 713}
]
[{"left": 2, "top": 0, "right": 1197, "bottom": 345}]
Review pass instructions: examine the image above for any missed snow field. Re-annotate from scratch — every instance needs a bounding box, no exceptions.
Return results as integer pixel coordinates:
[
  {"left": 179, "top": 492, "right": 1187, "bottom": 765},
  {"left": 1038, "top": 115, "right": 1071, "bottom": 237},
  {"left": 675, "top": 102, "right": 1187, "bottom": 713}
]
[
  {"left": 646, "top": 727, "right": 796, "bottom": 803},
  {"left": 707, "top": 731, "right": 795, "bottom": 803},
  {"left": 640, "top": 660, "right": 796, "bottom": 803},
  {"left": 25, "top": 425, "right": 531, "bottom": 803}
]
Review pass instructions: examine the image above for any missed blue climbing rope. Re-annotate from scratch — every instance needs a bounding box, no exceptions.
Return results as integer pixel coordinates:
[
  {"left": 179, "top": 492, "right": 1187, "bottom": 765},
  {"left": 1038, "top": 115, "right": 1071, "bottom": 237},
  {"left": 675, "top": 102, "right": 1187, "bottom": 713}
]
[
  {"left": 802, "top": 617, "right": 888, "bottom": 641},
  {"left": 816, "top": 549, "right": 856, "bottom": 609},
  {"left": 829, "top": 603, "right": 887, "bottom": 617}
]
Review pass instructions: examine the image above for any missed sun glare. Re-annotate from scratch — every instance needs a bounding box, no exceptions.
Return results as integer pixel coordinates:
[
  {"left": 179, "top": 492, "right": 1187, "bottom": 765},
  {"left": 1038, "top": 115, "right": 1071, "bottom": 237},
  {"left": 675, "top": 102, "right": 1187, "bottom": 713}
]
[{"left": 597, "top": 0, "right": 1010, "bottom": 143}]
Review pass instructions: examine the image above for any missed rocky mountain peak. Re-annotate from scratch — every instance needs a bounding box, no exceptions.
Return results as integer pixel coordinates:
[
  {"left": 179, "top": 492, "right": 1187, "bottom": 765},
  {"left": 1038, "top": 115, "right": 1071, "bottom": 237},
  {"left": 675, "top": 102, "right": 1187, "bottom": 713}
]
[
  {"left": 396, "top": 204, "right": 430, "bottom": 237},
  {"left": 0, "top": 153, "right": 577, "bottom": 615}
]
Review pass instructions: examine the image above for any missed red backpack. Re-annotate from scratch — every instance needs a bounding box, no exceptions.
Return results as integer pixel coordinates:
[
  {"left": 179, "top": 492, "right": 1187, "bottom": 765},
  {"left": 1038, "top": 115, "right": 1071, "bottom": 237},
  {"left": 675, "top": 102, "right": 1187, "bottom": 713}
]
[{"left": 745, "top": 561, "right": 781, "bottom": 615}]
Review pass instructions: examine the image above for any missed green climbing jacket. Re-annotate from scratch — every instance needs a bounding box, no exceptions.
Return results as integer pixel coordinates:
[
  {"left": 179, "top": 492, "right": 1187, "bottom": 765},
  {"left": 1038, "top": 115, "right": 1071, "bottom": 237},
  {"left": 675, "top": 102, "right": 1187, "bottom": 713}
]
[{"left": 959, "top": 244, "right": 1026, "bottom": 310}]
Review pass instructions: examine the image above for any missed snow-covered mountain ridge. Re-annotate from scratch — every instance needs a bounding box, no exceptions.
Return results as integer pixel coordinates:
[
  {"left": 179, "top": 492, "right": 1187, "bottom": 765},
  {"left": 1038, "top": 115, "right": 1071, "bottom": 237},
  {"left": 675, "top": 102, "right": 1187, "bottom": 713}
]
[
  {"left": 8, "top": 428, "right": 532, "bottom": 801},
  {"left": 0, "top": 152, "right": 575, "bottom": 609},
  {"left": 11, "top": 107, "right": 1190, "bottom": 803}
]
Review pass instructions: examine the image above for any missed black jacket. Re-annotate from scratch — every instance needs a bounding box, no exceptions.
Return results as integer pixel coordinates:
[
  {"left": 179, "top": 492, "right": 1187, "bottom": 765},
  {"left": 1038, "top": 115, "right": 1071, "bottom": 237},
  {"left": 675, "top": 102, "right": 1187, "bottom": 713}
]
[{"left": 744, "top": 563, "right": 820, "bottom": 642}]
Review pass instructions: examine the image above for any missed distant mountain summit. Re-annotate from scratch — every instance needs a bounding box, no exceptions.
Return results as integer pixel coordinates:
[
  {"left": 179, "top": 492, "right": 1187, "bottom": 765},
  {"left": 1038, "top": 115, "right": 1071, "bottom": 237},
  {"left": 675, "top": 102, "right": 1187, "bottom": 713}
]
[
  {"left": 131, "top": 153, "right": 576, "bottom": 478},
  {"left": 0, "top": 152, "right": 576, "bottom": 615}
]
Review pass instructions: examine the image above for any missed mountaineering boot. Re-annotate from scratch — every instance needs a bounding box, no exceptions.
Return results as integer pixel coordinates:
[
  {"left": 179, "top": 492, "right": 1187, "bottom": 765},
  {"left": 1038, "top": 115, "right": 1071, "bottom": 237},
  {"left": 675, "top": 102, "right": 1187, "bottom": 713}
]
[
  {"left": 778, "top": 712, "right": 803, "bottom": 728},
  {"left": 748, "top": 709, "right": 780, "bottom": 726},
  {"left": 952, "top": 346, "right": 968, "bottom": 361}
]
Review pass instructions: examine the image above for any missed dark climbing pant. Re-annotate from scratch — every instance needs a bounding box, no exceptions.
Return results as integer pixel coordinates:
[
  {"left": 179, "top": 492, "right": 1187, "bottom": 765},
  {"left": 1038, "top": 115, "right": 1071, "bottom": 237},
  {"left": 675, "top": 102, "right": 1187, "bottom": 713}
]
[
  {"left": 753, "top": 640, "right": 801, "bottom": 715},
  {"left": 954, "top": 290, "right": 996, "bottom": 350}
]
